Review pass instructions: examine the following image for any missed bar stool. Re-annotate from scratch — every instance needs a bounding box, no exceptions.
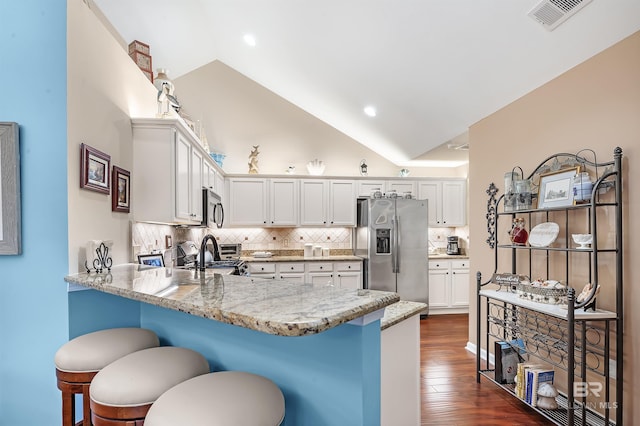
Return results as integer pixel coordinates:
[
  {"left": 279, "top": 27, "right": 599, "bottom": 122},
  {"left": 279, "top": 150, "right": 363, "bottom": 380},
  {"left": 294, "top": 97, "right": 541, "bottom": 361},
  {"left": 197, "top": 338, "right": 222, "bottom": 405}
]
[
  {"left": 89, "top": 346, "right": 210, "bottom": 425},
  {"left": 145, "top": 371, "right": 285, "bottom": 426},
  {"left": 55, "top": 327, "right": 160, "bottom": 426}
]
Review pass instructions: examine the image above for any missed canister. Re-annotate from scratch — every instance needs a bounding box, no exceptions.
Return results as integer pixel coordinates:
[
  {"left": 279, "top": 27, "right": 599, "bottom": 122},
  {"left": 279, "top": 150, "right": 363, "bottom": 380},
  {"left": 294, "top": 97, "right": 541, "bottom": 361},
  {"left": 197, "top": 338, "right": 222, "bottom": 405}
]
[{"left": 304, "top": 243, "right": 313, "bottom": 258}]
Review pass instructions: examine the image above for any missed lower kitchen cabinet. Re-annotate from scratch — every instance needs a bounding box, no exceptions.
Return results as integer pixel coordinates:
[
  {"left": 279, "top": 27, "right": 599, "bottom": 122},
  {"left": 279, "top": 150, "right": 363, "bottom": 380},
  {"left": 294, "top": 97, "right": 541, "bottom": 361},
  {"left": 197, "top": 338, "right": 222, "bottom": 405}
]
[
  {"left": 246, "top": 260, "right": 362, "bottom": 289},
  {"left": 428, "top": 259, "right": 469, "bottom": 314}
]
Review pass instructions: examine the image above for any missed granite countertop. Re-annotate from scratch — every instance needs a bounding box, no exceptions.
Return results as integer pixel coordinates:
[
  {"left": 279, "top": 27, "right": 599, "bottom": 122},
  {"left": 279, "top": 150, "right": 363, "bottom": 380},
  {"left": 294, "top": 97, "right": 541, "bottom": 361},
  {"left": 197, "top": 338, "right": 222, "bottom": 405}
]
[
  {"left": 242, "top": 255, "right": 362, "bottom": 262},
  {"left": 64, "top": 264, "right": 399, "bottom": 337},
  {"left": 380, "top": 301, "right": 427, "bottom": 330},
  {"left": 428, "top": 254, "right": 469, "bottom": 260}
]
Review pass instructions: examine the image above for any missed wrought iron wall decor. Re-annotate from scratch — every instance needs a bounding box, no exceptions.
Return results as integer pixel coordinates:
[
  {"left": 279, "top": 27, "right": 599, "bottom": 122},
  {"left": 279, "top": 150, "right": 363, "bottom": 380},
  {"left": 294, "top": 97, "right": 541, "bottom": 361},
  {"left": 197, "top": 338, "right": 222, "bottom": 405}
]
[{"left": 485, "top": 183, "right": 498, "bottom": 249}]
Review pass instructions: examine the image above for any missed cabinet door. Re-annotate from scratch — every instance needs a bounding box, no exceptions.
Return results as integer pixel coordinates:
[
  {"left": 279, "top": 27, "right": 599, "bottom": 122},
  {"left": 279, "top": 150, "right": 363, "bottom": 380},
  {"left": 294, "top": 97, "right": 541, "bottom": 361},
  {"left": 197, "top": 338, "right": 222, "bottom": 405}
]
[
  {"left": 418, "top": 182, "right": 441, "bottom": 226},
  {"left": 203, "top": 161, "right": 213, "bottom": 190},
  {"left": 228, "top": 178, "right": 268, "bottom": 226},
  {"left": 279, "top": 273, "right": 305, "bottom": 283},
  {"left": 387, "top": 181, "right": 417, "bottom": 198},
  {"left": 335, "top": 272, "right": 362, "bottom": 289},
  {"left": 450, "top": 268, "right": 469, "bottom": 307},
  {"left": 308, "top": 272, "right": 334, "bottom": 286},
  {"left": 441, "top": 180, "right": 466, "bottom": 226},
  {"left": 270, "top": 179, "right": 298, "bottom": 226},
  {"left": 300, "top": 180, "right": 327, "bottom": 226},
  {"left": 428, "top": 268, "right": 449, "bottom": 308},
  {"left": 175, "top": 133, "right": 192, "bottom": 221},
  {"left": 328, "top": 180, "right": 356, "bottom": 226},
  {"left": 190, "top": 148, "right": 204, "bottom": 222},
  {"left": 357, "top": 180, "right": 385, "bottom": 197}
]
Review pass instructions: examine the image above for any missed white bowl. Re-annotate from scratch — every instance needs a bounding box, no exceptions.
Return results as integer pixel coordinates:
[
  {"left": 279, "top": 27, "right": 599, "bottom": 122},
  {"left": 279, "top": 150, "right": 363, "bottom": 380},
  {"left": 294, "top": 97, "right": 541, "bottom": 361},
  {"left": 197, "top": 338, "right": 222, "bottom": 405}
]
[{"left": 572, "top": 234, "right": 593, "bottom": 249}]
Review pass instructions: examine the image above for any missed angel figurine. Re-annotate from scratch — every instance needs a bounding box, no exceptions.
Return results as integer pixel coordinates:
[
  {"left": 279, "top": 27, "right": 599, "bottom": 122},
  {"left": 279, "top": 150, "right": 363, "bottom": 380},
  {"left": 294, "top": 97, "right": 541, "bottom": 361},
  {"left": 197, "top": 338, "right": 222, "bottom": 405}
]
[{"left": 248, "top": 145, "right": 260, "bottom": 174}]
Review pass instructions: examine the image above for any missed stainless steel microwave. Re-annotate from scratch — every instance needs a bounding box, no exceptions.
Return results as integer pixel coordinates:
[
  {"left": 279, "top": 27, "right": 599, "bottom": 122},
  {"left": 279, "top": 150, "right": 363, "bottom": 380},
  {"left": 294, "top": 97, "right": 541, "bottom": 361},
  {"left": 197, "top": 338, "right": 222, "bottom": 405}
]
[{"left": 202, "top": 188, "right": 224, "bottom": 228}]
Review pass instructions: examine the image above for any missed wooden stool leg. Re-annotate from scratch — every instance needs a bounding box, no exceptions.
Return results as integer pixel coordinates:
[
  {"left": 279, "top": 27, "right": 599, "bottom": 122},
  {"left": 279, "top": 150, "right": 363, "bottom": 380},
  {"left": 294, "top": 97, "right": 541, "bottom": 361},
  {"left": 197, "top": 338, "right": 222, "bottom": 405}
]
[
  {"left": 82, "top": 383, "right": 92, "bottom": 426},
  {"left": 61, "top": 388, "right": 75, "bottom": 426}
]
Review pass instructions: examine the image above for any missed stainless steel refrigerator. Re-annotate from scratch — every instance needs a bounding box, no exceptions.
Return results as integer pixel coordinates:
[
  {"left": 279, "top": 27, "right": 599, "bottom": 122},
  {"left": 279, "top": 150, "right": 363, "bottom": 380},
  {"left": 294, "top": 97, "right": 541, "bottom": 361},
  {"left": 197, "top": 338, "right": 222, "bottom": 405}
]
[{"left": 354, "top": 196, "right": 429, "bottom": 310}]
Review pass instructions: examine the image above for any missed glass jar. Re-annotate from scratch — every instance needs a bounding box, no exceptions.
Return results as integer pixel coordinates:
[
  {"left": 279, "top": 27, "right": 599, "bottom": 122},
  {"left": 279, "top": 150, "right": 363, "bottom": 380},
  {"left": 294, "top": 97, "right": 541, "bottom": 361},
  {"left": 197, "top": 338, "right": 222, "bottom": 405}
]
[
  {"left": 514, "top": 178, "right": 532, "bottom": 210},
  {"left": 504, "top": 170, "right": 521, "bottom": 212},
  {"left": 510, "top": 217, "right": 528, "bottom": 246}
]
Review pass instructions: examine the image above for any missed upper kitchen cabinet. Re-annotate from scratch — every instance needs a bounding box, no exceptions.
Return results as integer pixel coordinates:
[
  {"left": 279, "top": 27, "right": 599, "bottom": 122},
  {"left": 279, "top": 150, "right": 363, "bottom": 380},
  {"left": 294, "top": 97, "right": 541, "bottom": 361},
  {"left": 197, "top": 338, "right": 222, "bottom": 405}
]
[
  {"left": 132, "top": 118, "right": 217, "bottom": 225},
  {"left": 300, "top": 180, "right": 356, "bottom": 226},
  {"left": 386, "top": 180, "right": 417, "bottom": 198},
  {"left": 418, "top": 179, "right": 467, "bottom": 227},
  {"left": 356, "top": 180, "right": 385, "bottom": 197},
  {"left": 227, "top": 177, "right": 298, "bottom": 226},
  {"left": 228, "top": 178, "right": 268, "bottom": 226}
]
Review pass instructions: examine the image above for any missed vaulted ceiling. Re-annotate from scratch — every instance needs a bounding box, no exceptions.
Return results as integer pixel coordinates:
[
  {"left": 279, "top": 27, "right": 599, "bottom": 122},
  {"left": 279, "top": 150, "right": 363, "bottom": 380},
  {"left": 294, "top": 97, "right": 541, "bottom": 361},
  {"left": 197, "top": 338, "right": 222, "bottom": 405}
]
[{"left": 91, "top": 0, "right": 640, "bottom": 166}]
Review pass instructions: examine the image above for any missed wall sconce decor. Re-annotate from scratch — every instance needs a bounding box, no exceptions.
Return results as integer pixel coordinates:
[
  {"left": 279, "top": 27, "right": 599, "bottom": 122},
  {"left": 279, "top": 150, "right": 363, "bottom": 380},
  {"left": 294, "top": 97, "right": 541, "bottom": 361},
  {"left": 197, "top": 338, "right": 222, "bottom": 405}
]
[{"left": 360, "top": 159, "right": 368, "bottom": 176}]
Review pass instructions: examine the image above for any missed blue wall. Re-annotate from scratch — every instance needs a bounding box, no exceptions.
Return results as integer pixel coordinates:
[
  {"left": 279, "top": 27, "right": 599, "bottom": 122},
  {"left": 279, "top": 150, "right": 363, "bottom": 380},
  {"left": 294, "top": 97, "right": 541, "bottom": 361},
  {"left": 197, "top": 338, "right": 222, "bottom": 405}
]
[{"left": 0, "top": 1, "right": 69, "bottom": 424}]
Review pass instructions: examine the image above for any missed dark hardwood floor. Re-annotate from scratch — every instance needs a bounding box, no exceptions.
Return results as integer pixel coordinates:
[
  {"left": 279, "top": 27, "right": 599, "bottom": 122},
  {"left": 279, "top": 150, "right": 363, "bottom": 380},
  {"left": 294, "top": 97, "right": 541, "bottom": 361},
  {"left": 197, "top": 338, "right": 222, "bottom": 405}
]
[{"left": 420, "top": 314, "right": 552, "bottom": 425}]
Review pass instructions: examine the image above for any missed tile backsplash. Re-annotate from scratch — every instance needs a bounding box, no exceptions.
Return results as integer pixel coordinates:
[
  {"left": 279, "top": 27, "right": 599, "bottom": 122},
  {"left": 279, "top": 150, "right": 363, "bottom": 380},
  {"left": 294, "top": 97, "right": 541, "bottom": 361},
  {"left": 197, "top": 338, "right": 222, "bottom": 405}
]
[{"left": 132, "top": 222, "right": 469, "bottom": 265}]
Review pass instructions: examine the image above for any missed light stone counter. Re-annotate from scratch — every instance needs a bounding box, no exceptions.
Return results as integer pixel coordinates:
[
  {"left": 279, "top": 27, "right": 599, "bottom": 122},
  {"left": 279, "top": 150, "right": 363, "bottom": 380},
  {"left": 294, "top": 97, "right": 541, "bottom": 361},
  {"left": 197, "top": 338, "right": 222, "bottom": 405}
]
[
  {"left": 380, "top": 300, "right": 427, "bottom": 330},
  {"left": 64, "top": 264, "right": 399, "bottom": 337}
]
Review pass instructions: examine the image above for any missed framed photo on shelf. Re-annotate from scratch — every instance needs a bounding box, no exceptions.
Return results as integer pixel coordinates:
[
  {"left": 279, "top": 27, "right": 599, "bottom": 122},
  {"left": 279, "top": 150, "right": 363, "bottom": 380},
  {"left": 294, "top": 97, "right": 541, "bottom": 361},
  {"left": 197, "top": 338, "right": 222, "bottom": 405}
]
[
  {"left": 80, "top": 143, "right": 110, "bottom": 194},
  {"left": 112, "top": 166, "right": 131, "bottom": 213},
  {"left": 537, "top": 167, "right": 579, "bottom": 209},
  {"left": 138, "top": 253, "right": 165, "bottom": 267}
]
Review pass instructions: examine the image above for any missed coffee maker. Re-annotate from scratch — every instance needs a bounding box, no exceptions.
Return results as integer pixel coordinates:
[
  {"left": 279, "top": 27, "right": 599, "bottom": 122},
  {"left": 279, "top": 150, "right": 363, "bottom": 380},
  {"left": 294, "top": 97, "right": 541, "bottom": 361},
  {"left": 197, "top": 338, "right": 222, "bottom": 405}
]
[{"left": 446, "top": 236, "right": 460, "bottom": 255}]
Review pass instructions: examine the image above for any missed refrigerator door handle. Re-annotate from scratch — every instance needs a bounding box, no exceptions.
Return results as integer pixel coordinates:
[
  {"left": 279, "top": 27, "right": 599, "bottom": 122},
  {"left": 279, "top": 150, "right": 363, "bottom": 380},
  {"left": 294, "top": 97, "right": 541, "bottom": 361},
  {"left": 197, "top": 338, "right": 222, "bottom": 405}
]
[
  {"left": 391, "top": 217, "right": 398, "bottom": 273},
  {"left": 395, "top": 216, "right": 401, "bottom": 273}
]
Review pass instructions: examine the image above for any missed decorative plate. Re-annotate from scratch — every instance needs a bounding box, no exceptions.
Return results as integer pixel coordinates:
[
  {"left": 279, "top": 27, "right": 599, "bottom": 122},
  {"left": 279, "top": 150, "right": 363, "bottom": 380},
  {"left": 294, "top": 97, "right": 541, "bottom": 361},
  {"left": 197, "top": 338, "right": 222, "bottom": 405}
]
[{"left": 529, "top": 222, "right": 560, "bottom": 247}]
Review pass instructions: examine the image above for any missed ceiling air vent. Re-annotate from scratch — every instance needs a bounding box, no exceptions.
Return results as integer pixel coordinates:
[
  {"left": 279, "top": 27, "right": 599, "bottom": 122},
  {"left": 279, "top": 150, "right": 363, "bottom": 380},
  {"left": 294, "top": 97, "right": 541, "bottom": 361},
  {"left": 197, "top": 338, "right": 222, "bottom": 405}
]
[{"left": 528, "top": 0, "right": 593, "bottom": 31}]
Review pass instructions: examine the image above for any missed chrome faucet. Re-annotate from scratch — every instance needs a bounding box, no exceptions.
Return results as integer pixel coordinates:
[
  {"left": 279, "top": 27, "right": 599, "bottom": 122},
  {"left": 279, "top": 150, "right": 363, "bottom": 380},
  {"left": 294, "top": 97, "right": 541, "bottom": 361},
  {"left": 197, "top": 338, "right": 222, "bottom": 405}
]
[{"left": 199, "top": 234, "right": 221, "bottom": 271}]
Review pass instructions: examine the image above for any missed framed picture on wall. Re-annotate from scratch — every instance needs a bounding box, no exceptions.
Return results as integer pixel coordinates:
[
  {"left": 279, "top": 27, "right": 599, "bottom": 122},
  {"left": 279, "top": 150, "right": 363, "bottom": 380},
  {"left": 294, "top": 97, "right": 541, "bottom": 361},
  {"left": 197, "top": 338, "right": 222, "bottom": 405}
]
[
  {"left": 80, "top": 143, "right": 110, "bottom": 194},
  {"left": 0, "top": 122, "right": 21, "bottom": 255},
  {"left": 112, "top": 166, "right": 131, "bottom": 213}
]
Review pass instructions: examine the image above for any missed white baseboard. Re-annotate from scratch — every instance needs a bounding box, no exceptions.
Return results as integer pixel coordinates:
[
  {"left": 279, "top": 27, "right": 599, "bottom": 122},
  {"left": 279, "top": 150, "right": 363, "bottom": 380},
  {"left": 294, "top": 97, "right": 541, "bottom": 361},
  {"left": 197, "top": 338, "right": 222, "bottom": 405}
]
[{"left": 466, "top": 341, "right": 494, "bottom": 365}]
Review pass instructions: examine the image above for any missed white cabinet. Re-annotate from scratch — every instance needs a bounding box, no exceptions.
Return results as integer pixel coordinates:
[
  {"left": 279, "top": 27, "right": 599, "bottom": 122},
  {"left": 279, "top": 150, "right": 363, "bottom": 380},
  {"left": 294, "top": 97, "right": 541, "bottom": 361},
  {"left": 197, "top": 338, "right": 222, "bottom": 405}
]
[
  {"left": 269, "top": 179, "right": 298, "bottom": 226},
  {"left": 428, "top": 259, "right": 469, "bottom": 314},
  {"left": 228, "top": 178, "right": 298, "bottom": 227},
  {"left": 418, "top": 179, "right": 467, "bottom": 227},
  {"left": 357, "top": 180, "right": 385, "bottom": 197},
  {"left": 132, "top": 118, "right": 212, "bottom": 225},
  {"left": 306, "top": 262, "right": 334, "bottom": 285},
  {"left": 386, "top": 180, "right": 417, "bottom": 197},
  {"left": 245, "top": 260, "right": 363, "bottom": 289},
  {"left": 247, "top": 262, "right": 276, "bottom": 279},
  {"left": 334, "top": 261, "right": 362, "bottom": 290},
  {"left": 228, "top": 178, "right": 268, "bottom": 226},
  {"left": 450, "top": 260, "right": 470, "bottom": 307},
  {"left": 300, "top": 180, "right": 356, "bottom": 226},
  {"left": 277, "top": 262, "right": 305, "bottom": 282}
]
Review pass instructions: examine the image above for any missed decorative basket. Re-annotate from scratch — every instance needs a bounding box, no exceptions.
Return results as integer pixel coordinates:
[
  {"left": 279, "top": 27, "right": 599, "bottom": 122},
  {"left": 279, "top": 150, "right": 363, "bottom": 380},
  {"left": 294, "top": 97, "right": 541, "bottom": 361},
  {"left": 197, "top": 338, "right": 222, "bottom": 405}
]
[{"left": 516, "top": 282, "right": 567, "bottom": 305}]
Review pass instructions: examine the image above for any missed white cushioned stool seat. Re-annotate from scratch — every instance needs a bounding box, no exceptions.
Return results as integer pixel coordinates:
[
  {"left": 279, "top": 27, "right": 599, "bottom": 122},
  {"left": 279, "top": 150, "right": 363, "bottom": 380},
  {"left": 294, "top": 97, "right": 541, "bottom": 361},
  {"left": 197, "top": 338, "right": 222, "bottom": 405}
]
[
  {"left": 55, "top": 327, "right": 160, "bottom": 373},
  {"left": 54, "top": 327, "right": 159, "bottom": 426},
  {"left": 145, "top": 371, "right": 285, "bottom": 426},
  {"left": 90, "top": 346, "right": 210, "bottom": 425}
]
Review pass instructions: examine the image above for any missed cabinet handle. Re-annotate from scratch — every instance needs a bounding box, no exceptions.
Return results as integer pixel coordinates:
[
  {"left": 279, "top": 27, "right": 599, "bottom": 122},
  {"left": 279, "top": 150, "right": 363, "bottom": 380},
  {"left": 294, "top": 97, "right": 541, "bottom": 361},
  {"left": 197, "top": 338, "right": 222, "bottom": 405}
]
[
  {"left": 319, "top": 266, "right": 323, "bottom": 270},
  {"left": 290, "top": 267, "right": 294, "bottom": 270},
  {"left": 348, "top": 265, "right": 351, "bottom": 269}
]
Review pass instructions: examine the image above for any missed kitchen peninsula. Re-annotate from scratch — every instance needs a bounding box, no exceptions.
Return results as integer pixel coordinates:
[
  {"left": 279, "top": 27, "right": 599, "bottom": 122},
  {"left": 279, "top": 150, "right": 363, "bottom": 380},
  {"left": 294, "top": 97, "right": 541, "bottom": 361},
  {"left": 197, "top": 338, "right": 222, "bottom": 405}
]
[{"left": 64, "top": 264, "right": 423, "bottom": 425}]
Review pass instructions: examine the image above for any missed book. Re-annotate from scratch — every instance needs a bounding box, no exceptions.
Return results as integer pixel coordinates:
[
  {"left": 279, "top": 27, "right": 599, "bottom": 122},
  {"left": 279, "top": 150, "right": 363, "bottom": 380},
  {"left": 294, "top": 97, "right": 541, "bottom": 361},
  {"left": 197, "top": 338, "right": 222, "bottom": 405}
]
[
  {"left": 516, "top": 363, "right": 544, "bottom": 400},
  {"left": 531, "top": 369, "right": 555, "bottom": 407}
]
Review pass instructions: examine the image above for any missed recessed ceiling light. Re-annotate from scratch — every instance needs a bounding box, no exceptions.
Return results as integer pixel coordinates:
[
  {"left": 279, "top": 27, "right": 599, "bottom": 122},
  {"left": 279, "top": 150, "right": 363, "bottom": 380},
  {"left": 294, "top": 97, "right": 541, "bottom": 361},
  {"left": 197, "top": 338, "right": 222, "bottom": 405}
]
[
  {"left": 243, "top": 34, "right": 257, "bottom": 47},
  {"left": 364, "top": 106, "right": 377, "bottom": 117}
]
